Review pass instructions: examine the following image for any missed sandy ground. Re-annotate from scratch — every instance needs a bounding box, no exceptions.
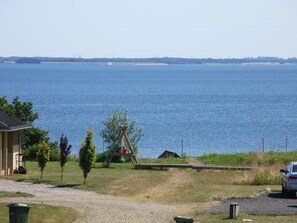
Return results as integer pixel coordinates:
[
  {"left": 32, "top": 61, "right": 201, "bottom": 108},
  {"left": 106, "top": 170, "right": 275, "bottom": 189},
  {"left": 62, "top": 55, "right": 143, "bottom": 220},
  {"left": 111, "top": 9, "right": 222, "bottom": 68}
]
[{"left": 0, "top": 179, "right": 175, "bottom": 223}]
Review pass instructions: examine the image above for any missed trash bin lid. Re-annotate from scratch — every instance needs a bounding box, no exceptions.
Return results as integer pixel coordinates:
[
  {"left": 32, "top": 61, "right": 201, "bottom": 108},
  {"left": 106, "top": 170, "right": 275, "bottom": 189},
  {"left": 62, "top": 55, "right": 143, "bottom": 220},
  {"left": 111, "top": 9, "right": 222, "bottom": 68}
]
[
  {"left": 7, "top": 203, "right": 31, "bottom": 208},
  {"left": 174, "top": 216, "right": 194, "bottom": 220}
]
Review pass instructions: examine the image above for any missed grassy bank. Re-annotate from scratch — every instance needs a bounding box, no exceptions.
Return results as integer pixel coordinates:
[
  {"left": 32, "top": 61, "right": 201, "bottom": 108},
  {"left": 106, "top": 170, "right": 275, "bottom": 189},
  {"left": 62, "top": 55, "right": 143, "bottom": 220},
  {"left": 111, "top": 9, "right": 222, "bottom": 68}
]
[{"left": 197, "top": 151, "right": 297, "bottom": 166}]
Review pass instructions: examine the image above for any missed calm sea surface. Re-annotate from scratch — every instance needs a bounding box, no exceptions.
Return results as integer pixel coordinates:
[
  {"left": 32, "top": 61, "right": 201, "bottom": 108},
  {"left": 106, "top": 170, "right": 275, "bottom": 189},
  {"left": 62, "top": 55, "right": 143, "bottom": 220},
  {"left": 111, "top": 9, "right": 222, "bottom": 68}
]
[{"left": 1, "top": 63, "right": 297, "bottom": 157}]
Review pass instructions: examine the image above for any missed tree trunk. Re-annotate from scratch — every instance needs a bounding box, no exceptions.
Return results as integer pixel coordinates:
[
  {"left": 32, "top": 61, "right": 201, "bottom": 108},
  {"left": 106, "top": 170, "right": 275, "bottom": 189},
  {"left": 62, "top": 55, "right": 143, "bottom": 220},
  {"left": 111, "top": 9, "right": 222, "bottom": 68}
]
[
  {"left": 83, "top": 172, "right": 87, "bottom": 185},
  {"left": 61, "top": 166, "right": 64, "bottom": 180},
  {"left": 40, "top": 168, "right": 43, "bottom": 179}
]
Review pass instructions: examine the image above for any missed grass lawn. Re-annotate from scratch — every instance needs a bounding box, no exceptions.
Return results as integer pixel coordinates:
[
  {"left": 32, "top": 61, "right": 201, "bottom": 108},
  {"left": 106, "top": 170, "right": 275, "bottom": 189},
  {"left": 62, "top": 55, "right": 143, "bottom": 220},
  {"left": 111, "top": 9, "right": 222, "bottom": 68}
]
[
  {"left": 4, "top": 155, "right": 296, "bottom": 221},
  {"left": 0, "top": 203, "right": 78, "bottom": 223},
  {"left": 8, "top": 160, "right": 279, "bottom": 203}
]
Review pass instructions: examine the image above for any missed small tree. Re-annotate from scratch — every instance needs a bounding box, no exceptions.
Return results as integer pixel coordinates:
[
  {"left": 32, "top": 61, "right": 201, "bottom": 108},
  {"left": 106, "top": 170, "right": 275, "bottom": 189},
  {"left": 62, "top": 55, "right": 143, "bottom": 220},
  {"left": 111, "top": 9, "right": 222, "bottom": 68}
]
[
  {"left": 99, "top": 108, "right": 143, "bottom": 154},
  {"left": 59, "top": 134, "right": 72, "bottom": 180},
  {"left": 36, "top": 141, "right": 50, "bottom": 179},
  {"left": 79, "top": 128, "right": 96, "bottom": 185}
]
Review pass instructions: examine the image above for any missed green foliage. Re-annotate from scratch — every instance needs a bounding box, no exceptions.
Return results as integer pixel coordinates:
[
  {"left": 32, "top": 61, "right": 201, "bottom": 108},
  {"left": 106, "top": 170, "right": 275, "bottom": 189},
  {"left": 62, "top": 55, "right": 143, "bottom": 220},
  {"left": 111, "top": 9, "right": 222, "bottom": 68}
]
[
  {"left": 60, "top": 134, "right": 72, "bottom": 180},
  {"left": 0, "top": 96, "right": 50, "bottom": 160},
  {"left": 99, "top": 108, "right": 143, "bottom": 154},
  {"left": 36, "top": 141, "right": 51, "bottom": 179},
  {"left": 23, "top": 138, "right": 59, "bottom": 161},
  {"left": 21, "top": 127, "right": 49, "bottom": 150},
  {"left": 79, "top": 128, "right": 96, "bottom": 185},
  {"left": 49, "top": 141, "right": 60, "bottom": 161},
  {"left": 0, "top": 96, "right": 38, "bottom": 124}
]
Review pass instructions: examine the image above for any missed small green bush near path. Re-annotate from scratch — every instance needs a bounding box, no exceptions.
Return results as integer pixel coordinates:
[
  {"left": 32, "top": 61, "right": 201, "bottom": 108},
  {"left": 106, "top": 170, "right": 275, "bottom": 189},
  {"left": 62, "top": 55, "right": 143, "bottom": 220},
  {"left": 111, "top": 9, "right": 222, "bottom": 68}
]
[{"left": 0, "top": 203, "right": 78, "bottom": 223}]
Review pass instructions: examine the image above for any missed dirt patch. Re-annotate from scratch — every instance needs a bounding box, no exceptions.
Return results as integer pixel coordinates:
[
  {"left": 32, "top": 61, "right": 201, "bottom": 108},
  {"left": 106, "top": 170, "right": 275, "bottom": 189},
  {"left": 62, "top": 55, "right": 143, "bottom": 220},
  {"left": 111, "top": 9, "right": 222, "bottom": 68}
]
[{"left": 134, "top": 171, "right": 194, "bottom": 201}]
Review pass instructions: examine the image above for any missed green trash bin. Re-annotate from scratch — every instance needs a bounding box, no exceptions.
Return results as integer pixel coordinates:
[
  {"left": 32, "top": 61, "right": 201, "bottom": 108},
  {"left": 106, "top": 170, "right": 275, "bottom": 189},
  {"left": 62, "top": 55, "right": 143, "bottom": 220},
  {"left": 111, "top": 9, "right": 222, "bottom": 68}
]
[
  {"left": 7, "top": 203, "right": 31, "bottom": 223},
  {"left": 174, "top": 216, "right": 195, "bottom": 223}
]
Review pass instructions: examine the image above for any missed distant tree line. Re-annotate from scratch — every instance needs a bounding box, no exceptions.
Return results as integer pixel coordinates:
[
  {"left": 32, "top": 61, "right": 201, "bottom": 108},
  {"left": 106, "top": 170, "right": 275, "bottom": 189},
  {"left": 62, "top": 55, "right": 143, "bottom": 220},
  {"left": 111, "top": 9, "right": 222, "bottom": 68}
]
[{"left": 15, "top": 58, "right": 41, "bottom": 64}]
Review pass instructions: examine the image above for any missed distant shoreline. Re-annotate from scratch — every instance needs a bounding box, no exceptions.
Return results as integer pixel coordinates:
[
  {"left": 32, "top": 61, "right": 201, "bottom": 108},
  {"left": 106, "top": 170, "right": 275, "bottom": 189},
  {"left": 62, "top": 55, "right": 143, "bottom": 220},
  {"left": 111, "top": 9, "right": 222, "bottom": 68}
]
[
  {"left": 1, "top": 56, "right": 297, "bottom": 66},
  {"left": 1, "top": 61, "right": 295, "bottom": 66}
]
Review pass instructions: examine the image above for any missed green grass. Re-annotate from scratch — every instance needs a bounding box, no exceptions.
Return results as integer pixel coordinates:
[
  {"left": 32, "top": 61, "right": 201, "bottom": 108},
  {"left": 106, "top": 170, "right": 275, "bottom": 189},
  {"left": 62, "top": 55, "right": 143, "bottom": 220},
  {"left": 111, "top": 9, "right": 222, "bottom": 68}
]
[
  {"left": 0, "top": 191, "right": 33, "bottom": 198},
  {"left": 5, "top": 155, "right": 297, "bottom": 221},
  {"left": 7, "top": 161, "right": 278, "bottom": 203},
  {"left": 197, "top": 151, "right": 297, "bottom": 166},
  {"left": 6, "top": 152, "right": 297, "bottom": 222},
  {"left": 0, "top": 203, "right": 78, "bottom": 223}
]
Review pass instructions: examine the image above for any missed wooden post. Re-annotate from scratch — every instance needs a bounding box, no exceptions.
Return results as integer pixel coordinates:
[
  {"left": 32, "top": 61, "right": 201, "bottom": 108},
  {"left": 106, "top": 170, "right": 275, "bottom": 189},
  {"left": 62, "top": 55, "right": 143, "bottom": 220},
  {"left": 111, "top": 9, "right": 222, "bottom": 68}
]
[{"left": 123, "top": 132, "right": 139, "bottom": 165}]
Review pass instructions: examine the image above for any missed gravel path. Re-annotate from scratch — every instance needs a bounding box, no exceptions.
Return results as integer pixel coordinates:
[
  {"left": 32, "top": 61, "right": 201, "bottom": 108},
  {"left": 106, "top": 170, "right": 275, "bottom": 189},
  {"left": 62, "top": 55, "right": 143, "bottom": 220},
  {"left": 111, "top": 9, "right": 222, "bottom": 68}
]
[
  {"left": 0, "top": 179, "right": 174, "bottom": 223},
  {"left": 211, "top": 191, "right": 297, "bottom": 215}
]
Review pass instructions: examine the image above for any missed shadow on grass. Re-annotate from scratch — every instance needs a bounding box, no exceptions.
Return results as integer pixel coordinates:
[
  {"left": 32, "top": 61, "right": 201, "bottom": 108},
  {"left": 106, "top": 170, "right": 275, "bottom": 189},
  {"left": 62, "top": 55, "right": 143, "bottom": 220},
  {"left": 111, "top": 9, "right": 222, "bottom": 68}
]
[
  {"left": 32, "top": 180, "right": 52, "bottom": 184},
  {"left": 56, "top": 184, "right": 81, "bottom": 188}
]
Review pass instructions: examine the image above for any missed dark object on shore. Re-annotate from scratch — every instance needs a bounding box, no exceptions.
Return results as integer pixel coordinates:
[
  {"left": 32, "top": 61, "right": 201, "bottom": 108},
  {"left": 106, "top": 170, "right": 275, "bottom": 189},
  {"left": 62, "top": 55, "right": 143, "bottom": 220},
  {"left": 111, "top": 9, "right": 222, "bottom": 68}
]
[
  {"left": 174, "top": 216, "right": 194, "bottom": 223},
  {"left": 158, "top": 150, "right": 180, "bottom": 159},
  {"left": 14, "top": 166, "right": 27, "bottom": 174}
]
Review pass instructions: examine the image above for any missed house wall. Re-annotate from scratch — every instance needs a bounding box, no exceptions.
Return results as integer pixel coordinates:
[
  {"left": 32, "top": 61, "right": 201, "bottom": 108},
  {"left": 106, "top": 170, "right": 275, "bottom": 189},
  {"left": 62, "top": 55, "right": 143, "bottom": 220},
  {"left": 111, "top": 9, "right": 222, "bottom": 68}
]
[
  {"left": 0, "top": 132, "right": 2, "bottom": 173},
  {"left": 0, "top": 131, "right": 21, "bottom": 175},
  {"left": 12, "top": 132, "right": 20, "bottom": 170},
  {"left": 1, "top": 132, "right": 8, "bottom": 175}
]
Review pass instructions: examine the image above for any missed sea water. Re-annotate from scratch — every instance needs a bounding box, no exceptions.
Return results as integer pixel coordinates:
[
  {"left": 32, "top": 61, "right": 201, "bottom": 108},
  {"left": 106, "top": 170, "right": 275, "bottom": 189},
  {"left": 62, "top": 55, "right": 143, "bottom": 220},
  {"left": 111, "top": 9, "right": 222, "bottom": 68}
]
[{"left": 1, "top": 63, "right": 297, "bottom": 157}]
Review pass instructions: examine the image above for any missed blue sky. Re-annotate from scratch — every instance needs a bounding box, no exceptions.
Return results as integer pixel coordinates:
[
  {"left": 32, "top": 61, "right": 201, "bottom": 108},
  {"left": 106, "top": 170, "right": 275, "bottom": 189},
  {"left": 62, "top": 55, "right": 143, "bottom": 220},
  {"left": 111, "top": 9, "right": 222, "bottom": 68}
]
[{"left": 0, "top": 0, "right": 296, "bottom": 58}]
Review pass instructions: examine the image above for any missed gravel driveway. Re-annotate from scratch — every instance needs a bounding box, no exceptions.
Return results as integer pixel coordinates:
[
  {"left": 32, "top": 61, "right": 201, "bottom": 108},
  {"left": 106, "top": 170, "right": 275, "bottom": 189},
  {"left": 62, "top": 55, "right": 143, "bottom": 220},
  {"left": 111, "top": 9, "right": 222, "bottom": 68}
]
[
  {"left": 0, "top": 179, "right": 174, "bottom": 223},
  {"left": 211, "top": 191, "right": 297, "bottom": 215}
]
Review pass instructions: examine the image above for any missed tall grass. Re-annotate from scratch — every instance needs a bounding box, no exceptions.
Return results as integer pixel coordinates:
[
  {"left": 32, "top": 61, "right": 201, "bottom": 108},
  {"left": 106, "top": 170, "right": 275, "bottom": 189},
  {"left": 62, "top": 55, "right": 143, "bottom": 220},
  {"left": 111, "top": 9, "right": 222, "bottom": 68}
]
[{"left": 234, "top": 166, "right": 282, "bottom": 185}]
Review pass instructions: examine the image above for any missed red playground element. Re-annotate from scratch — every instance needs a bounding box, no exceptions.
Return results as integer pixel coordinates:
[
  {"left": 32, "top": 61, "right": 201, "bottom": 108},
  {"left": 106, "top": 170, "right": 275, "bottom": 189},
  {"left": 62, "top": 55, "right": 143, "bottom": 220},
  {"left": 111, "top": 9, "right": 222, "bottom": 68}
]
[{"left": 119, "top": 147, "right": 128, "bottom": 155}]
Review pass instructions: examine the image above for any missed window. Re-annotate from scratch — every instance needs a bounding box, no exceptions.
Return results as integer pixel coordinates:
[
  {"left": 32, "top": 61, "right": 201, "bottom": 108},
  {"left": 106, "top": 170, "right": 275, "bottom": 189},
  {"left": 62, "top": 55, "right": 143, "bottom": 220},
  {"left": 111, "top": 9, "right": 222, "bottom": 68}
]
[{"left": 292, "top": 165, "right": 297, "bottom": 173}]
